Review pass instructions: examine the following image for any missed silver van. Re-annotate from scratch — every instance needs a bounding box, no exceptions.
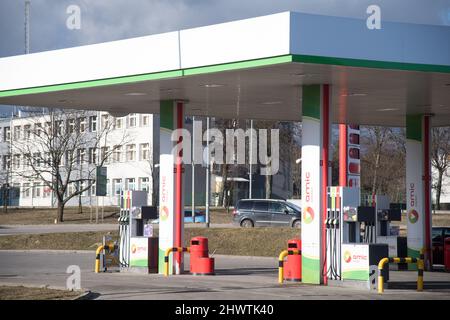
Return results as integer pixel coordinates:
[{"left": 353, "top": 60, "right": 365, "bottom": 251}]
[{"left": 232, "top": 199, "right": 301, "bottom": 228}]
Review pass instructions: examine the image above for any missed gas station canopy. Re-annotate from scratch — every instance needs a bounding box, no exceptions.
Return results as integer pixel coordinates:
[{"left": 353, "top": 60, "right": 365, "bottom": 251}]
[{"left": 0, "top": 12, "right": 449, "bottom": 126}]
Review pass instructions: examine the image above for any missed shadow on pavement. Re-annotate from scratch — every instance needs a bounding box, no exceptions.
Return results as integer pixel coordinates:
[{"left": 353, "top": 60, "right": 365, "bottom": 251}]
[
  {"left": 388, "top": 281, "right": 450, "bottom": 291},
  {"left": 215, "top": 267, "right": 277, "bottom": 276}
]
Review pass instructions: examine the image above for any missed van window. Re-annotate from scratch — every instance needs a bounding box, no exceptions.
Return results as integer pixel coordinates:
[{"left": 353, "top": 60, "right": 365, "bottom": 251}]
[
  {"left": 253, "top": 201, "right": 268, "bottom": 211},
  {"left": 238, "top": 201, "right": 253, "bottom": 210},
  {"left": 269, "top": 202, "right": 285, "bottom": 213}
]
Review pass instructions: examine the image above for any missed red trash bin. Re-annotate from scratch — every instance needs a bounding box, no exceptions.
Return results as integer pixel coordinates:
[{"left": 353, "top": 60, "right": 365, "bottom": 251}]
[
  {"left": 444, "top": 237, "right": 450, "bottom": 272},
  {"left": 190, "top": 237, "right": 215, "bottom": 275},
  {"left": 283, "top": 239, "right": 302, "bottom": 281}
]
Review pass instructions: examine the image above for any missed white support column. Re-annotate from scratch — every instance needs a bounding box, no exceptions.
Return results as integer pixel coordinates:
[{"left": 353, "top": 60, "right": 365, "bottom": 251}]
[
  {"left": 406, "top": 114, "right": 432, "bottom": 269},
  {"left": 158, "top": 100, "right": 185, "bottom": 275},
  {"left": 301, "top": 84, "right": 331, "bottom": 284}
]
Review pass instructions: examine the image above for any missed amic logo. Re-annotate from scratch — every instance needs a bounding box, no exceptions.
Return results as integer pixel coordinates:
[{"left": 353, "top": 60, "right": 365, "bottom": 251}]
[
  {"left": 344, "top": 251, "right": 352, "bottom": 263},
  {"left": 160, "top": 206, "right": 169, "bottom": 221},
  {"left": 302, "top": 207, "right": 314, "bottom": 224},
  {"left": 408, "top": 209, "right": 419, "bottom": 224},
  {"left": 131, "top": 244, "right": 137, "bottom": 254}
]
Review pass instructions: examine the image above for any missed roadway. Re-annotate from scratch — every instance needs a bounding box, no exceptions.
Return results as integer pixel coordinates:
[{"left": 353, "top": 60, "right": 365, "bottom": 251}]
[{"left": 0, "top": 223, "right": 236, "bottom": 236}]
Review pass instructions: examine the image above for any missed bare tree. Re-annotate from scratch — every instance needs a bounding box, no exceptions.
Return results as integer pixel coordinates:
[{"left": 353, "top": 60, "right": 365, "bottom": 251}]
[
  {"left": 11, "top": 110, "right": 128, "bottom": 222},
  {"left": 431, "top": 127, "right": 450, "bottom": 210},
  {"left": 361, "top": 126, "right": 406, "bottom": 202}
]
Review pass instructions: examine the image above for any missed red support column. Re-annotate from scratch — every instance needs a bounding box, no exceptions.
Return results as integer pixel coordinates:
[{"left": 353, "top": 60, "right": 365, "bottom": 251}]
[
  {"left": 321, "top": 84, "right": 330, "bottom": 285},
  {"left": 175, "top": 101, "right": 184, "bottom": 272}
]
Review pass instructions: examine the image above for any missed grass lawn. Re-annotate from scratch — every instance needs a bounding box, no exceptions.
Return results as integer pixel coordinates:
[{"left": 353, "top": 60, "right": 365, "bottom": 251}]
[
  {"left": 0, "top": 207, "right": 232, "bottom": 225},
  {"left": 0, "top": 228, "right": 300, "bottom": 257},
  {"left": 0, "top": 286, "right": 82, "bottom": 300},
  {"left": 0, "top": 207, "right": 120, "bottom": 225}
]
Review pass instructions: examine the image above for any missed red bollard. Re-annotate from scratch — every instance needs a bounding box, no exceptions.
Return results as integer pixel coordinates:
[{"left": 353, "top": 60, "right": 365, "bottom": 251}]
[
  {"left": 190, "top": 237, "right": 215, "bottom": 275},
  {"left": 444, "top": 237, "right": 450, "bottom": 272},
  {"left": 283, "top": 239, "right": 302, "bottom": 281}
]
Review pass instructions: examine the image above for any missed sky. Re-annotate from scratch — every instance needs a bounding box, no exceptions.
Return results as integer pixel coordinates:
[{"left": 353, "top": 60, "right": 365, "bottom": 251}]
[
  {"left": 0, "top": 0, "right": 449, "bottom": 113},
  {"left": 1, "top": 0, "right": 449, "bottom": 58}
]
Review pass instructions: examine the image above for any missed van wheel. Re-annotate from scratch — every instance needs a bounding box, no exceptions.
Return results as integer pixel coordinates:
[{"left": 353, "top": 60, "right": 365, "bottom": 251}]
[
  {"left": 293, "top": 220, "right": 301, "bottom": 228},
  {"left": 241, "top": 219, "right": 254, "bottom": 228}
]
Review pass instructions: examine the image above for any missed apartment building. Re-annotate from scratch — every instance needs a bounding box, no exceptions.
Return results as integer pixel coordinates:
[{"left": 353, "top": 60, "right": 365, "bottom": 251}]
[{"left": 0, "top": 111, "right": 159, "bottom": 207}]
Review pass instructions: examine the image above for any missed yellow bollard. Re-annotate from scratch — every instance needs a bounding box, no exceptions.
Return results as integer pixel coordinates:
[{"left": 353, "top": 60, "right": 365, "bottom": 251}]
[
  {"left": 164, "top": 247, "right": 174, "bottom": 276},
  {"left": 164, "top": 247, "right": 190, "bottom": 276},
  {"left": 278, "top": 250, "right": 288, "bottom": 284},
  {"left": 377, "top": 257, "right": 389, "bottom": 294},
  {"left": 95, "top": 243, "right": 115, "bottom": 273},
  {"left": 417, "top": 259, "right": 424, "bottom": 291},
  {"left": 95, "top": 245, "right": 105, "bottom": 273}
]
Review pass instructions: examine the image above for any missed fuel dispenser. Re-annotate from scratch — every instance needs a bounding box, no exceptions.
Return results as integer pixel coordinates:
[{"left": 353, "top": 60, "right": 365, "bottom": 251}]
[
  {"left": 327, "top": 187, "right": 388, "bottom": 289},
  {"left": 283, "top": 239, "right": 302, "bottom": 281},
  {"left": 118, "top": 190, "right": 159, "bottom": 273},
  {"left": 362, "top": 194, "right": 406, "bottom": 270},
  {"left": 189, "top": 237, "right": 215, "bottom": 275}
]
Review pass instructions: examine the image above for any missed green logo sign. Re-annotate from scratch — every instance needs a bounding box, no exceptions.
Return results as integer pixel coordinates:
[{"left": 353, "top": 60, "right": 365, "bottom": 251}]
[
  {"left": 408, "top": 209, "right": 419, "bottom": 224},
  {"left": 303, "top": 207, "right": 314, "bottom": 224}
]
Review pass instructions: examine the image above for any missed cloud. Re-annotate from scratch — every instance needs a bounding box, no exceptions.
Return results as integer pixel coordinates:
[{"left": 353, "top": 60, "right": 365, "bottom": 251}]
[
  {"left": 1, "top": 0, "right": 448, "bottom": 113},
  {"left": 1, "top": 0, "right": 449, "bottom": 58}
]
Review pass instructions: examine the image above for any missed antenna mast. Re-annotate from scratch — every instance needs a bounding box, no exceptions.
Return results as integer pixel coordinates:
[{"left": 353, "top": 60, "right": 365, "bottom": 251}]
[{"left": 25, "top": 1, "right": 30, "bottom": 54}]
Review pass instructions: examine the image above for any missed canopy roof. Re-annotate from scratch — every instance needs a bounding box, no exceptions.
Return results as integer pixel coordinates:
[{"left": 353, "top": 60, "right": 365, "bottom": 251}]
[{"left": 0, "top": 12, "right": 449, "bottom": 126}]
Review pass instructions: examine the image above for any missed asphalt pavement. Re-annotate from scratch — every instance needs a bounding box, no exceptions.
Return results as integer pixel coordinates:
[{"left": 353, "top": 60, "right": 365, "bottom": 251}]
[{"left": 1, "top": 250, "right": 450, "bottom": 300}]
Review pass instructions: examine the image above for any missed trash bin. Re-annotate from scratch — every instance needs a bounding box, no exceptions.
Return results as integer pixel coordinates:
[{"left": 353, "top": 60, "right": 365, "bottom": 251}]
[
  {"left": 283, "top": 239, "right": 302, "bottom": 281},
  {"left": 444, "top": 237, "right": 450, "bottom": 272}
]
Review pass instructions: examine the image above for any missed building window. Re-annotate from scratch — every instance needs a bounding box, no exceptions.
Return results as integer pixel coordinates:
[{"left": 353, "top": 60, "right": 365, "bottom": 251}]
[
  {"left": 126, "top": 144, "right": 136, "bottom": 161},
  {"left": 126, "top": 178, "right": 136, "bottom": 191},
  {"left": 141, "top": 114, "right": 150, "bottom": 126},
  {"left": 113, "top": 179, "right": 122, "bottom": 195},
  {"left": 55, "top": 120, "right": 63, "bottom": 136},
  {"left": 89, "top": 116, "right": 97, "bottom": 132},
  {"left": 79, "top": 117, "right": 87, "bottom": 133},
  {"left": 89, "top": 148, "right": 97, "bottom": 164},
  {"left": 43, "top": 186, "right": 51, "bottom": 198},
  {"left": 80, "top": 181, "right": 88, "bottom": 197},
  {"left": 77, "top": 148, "right": 86, "bottom": 164},
  {"left": 23, "top": 183, "right": 30, "bottom": 198},
  {"left": 13, "top": 154, "right": 21, "bottom": 169},
  {"left": 67, "top": 183, "right": 76, "bottom": 197},
  {"left": 139, "top": 177, "right": 149, "bottom": 191},
  {"left": 44, "top": 152, "right": 51, "bottom": 166},
  {"left": 102, "top": 114, "right": 110, "bottom": 129},
  {"left": 140, "top": 143, "right": 150, "bottom": 161},
  {"left": 45, "top": 122, "right": 52, "bottom": 135},
  {"left": 65, "top": 150, "right": 74, "bottom": 166},
  {"left": 3, "top": 127, "right": 10, "bottom": 141},
  {"left": 33, "top": 183, "right": 41, "bottom": 198},
  {"left": 106, "top": 179, "right": 110, "bottom": 196},
  {"left": 113, "top": 146, "right": 122, "bottom": 163},
  {"left": 115, "top": 117, "right": 123, "bottom": 129},
  {"left": 33, "top": 153, "right": 41, "bottom": 167},
  {"left": 68, "top": 119, "right": 76, "bottom": 134},
  {"left": 24, "top": 125, "right": 31, "bottom": 140},
  {"left": 129, "top": 114, "right": 137, "bottom": 128},
  {"left": 23, "top": 154, "right": 31, "bottom": 168},
  {"left": 101, "top": 146, "right": 110, "bottom": 164},
  {"left": 34, "top": 123, "right": 42, "bottom": 137},
  {"left": 3, "top": 155, "right": 10, "bottom": 170},
  {"left": 90, "top": 183, "right": 96, "bottom": 197},
  {"left": 13, "top": 126, "right": 21, "bottom": 140}
]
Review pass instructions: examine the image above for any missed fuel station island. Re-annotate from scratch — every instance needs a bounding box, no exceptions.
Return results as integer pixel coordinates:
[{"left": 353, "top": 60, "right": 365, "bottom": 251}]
[{"left": 0, "top": 11, "right": 449, "bottom": 294}]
